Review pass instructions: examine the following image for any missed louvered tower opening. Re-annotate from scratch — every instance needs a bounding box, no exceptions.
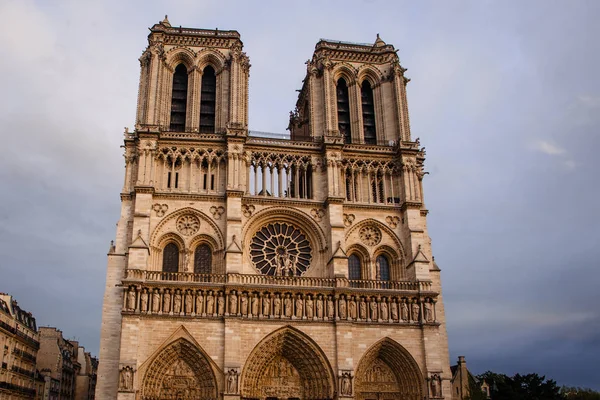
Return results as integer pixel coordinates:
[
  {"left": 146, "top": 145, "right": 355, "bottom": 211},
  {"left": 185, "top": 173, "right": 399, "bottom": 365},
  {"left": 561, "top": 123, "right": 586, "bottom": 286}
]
[
  {"left": 361, "top": 80, "right": 376, "bottom": 144},
  {"left": 200, "top": 66, "right": 216, "bottom": 133},
  {"left": 336, "top": 78, "right": 352, "bottom": 143},
  {"left": 169, "top": 64, "right": 188, "bottom": 131}
]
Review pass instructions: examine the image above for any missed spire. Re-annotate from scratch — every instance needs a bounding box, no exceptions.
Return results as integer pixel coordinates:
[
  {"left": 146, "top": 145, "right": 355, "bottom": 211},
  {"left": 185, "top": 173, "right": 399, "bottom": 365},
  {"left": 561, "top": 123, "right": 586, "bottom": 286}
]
[
  {"left": 161, "top": 15, "right": 171, "bottom": 27},
  {"left": 374, "top": 33, "right": 386, "bottom": 47}
]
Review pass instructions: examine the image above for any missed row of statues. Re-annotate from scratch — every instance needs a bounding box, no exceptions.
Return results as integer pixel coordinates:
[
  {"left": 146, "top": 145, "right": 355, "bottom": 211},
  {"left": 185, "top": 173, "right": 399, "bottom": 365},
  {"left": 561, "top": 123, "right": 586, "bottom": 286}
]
[{"left": 125, "top": 287, "right": 436, "bottom": 323}]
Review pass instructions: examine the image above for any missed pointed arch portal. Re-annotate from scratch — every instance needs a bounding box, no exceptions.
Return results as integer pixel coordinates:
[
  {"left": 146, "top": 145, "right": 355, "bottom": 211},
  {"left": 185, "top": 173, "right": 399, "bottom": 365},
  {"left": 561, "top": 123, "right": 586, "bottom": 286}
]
[
  {"left": 354, "top": 338, "right": 423, "bottom": 400},
  {"left": 241, "top": 327, "right": 334, "bottom": 400},
  {"left": 142, "top": 338, "right": 217, "bottom": 400}
]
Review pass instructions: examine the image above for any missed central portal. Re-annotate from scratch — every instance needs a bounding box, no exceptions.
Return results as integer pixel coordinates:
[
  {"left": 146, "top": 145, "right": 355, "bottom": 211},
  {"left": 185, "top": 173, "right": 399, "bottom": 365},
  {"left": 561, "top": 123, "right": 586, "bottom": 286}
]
[
  {"left": 241, "top": 327, "right": 334, "bottom": 400},
  {"left": 259, "top": 355, "right": 303, "bottom": 399}
]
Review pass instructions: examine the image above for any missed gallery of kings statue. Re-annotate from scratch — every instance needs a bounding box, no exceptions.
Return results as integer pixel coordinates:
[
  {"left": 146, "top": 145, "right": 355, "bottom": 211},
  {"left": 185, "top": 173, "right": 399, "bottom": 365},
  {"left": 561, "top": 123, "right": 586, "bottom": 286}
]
[{"left": 96, "top": 16, "right": 452, "bottom": 400}]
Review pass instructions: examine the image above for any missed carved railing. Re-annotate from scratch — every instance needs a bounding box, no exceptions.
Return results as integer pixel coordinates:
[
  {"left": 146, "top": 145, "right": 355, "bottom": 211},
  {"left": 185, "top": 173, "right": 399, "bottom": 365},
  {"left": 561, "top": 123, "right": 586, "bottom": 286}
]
[{"left": 123, "top": 270, "right": 431, "bottom": 291}]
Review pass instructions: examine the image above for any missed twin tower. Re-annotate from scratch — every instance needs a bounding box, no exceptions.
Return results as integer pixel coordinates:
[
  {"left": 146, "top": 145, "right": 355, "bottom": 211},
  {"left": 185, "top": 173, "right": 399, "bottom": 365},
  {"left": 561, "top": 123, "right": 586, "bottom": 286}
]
[{"left": 97, "top": 17, "right": 452, "bottom": 400}]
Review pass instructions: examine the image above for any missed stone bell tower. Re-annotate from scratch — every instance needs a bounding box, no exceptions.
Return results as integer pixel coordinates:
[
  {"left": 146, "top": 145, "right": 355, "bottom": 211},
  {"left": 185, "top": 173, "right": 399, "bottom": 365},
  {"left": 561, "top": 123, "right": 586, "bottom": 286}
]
[{"left": 97, "top": 17, "right": 452, "bottom": 400}]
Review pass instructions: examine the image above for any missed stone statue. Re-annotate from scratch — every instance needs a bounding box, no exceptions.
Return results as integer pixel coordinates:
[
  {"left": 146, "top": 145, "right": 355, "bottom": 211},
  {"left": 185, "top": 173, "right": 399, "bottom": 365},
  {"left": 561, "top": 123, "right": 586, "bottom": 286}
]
[
  {"left": 430, "top": 374, "right": 441, "bottom": 397},
  {"left": 376, "top": 258, "right": 382, "bottom": 280},
  {"left": 173, "top": 292, "right": 182, "bottom": 313},
  {"left": 381, "top": 300, "right": 388, "bottom": 321},
  {"left": 226, "top": 369, "right": 238, "bottom": 393},
  {"left": 251, "top": 295, "right": 259, "bottom": 316},
  {"left": 305, "top": 296, "right": 314, "bottom": 318},
  {"left": 119, "top": 366, "right": 133, "bottom": 391},
  {"left": 359, "top": 299, "right": 367, "bottom": 320},
  {"left": 411, "top": 301, "right": 420, "bottom": 322},
  {"left": 152, "top": 290, "right": 160, "bottom": 313},
  {"left": 127, "top": 289, "right": 136, "bottom": 311},
  {"left": 185, "top": 291, "right": 193, "bottom": 314},
  {"left": 140, "top": 290, "right": 148, "bottom": 312},
  {"left": 339, "top": 297, "right": 347, "bottom": 319},
  {"left": 217, "top": 293, "right": 225, "bottom": 316},
  {"left": 424, "top": 300, "right": 434, "bottom": 322},
  {"left": 370, "top": 299, "right": 378, "bottom": 320},
  {"left": 241, "top": 294, "right": 248, "bottom": 315},
  {"left": 206, "top": 292, "right": 214, "bottom": 315},
  {"left": 295, "top": 295, "right": 303, "bottom": 318},
  {"left": 390, "top": 300, "right": 398, "bottom": 321},
  {"left": 196, "top": 291, "right": 204, "bottom": 314},
  {"left": 327, "top": 296, "right": 334, "bottom": 319},
  {"left": 273, "top": 294, "right": 281, "bottom": 316},
  {"left": 349, "top": 297, "right": 357, "bottom": 319},
  {"left": 316, "top": 296, "right": 324, "bottom": 318},
  {"left": 229, "top": 292, "right": 238, "bottom": 314},
  {"left": 341, "top": 372, "right": 352, "bottom": 396},
  {"left": 284, "top": 295, "right": 292, "bottom": 317},
  {"left": 163, "top": 291, "right": 171, "bottom": 313},
  {"left": 401, "top": 300, "right": 409, "bottom": 321},
  {"left": 263, "top": 295, "right": 270, "bottom": 316}
]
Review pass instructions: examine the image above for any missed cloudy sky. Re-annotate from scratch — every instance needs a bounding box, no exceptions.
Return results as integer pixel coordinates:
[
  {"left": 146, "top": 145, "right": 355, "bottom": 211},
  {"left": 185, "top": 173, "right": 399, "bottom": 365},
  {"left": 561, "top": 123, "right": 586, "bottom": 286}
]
[{"left": 1, "top": 0, "right": 599, "bottom": 390}]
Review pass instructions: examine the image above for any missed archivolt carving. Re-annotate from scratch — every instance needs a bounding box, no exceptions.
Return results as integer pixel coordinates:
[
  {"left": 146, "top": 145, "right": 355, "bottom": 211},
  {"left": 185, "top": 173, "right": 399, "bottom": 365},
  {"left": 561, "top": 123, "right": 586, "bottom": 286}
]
[
  {"left": 164, "top": 47, "right": 196, "bottom": 71},
  {"left": 357, "top": 64, "right": 384, "bottom": 87},
  {"left": 355, "top": 338, "right": 423, "bottom": 400},
  {"left": 196, "top": 48, "right": 227, "bottom": 73},
  {"left": 141, "top": 338, "right": 217, "bottom": 400},
  {"left": 332, "top": 63, "right": 358, "bottom": 85},
  {"left": 241, "top": 326, "right": 334, "bottom": 400}
]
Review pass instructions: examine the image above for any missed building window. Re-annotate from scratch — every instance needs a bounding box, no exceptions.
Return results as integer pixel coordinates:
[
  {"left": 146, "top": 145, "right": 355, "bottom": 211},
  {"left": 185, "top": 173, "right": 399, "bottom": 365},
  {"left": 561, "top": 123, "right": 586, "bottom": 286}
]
[
  {"left": 376, "top": 255, "right": 390, "bottom": 281},
  {"left": 170, "top": 64, "right": 188, "bottom": 131},
  {"left": 361, "top": 80, "right": 376, "bottom": 144},
  {"left": 194, "top": 244, "right": 212, "bottom": 274},
  {"left": 337, "top": 78, "right": 351, "bottom": 143},
  {"left": 200, "top": 66, "right": 216, "bottom": 133},
  {"left": 162, "top": 243, "right": 179, "bottom": 273},
  {"left": 348, "top": 254, "right": 362, "bottom": 280}
]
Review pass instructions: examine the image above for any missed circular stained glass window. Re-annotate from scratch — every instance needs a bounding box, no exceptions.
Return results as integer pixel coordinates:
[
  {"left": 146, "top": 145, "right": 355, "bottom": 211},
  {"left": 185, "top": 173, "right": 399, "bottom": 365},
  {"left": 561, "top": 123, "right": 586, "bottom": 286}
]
[{"left": 250, "top": 222, "right": 312, "bottom": 276}]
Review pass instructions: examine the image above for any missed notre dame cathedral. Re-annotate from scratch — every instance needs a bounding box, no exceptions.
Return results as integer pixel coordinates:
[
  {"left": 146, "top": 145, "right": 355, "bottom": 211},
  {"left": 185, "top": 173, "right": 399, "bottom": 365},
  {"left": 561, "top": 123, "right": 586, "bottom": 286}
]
[{"left": 96, "top": 16, "right": 452, "bottom": 400}]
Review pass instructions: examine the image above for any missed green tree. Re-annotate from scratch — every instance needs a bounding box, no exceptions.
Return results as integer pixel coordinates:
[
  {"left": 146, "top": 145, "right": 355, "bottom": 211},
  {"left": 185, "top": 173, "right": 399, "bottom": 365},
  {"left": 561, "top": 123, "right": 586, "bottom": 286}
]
[
  {"left": 561, "top": 387, "right": 600, "bottom": 400},
  {"left": 476, "top": 371, "right": 564, "bottom": 400}
]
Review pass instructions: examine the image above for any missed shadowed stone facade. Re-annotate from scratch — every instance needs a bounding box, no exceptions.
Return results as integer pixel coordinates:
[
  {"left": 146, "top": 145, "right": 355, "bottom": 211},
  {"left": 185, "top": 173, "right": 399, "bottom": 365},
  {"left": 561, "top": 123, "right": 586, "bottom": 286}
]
[{"left": 96, "top": 16, "right": 452, "bottom": 400}]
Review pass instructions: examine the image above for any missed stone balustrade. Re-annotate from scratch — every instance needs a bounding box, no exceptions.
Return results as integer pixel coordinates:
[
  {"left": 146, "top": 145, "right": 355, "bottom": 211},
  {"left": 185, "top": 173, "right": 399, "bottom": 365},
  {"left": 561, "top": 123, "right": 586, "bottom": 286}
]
[{"left": 123, "top": 269, "right": 432, "bottom": 292}]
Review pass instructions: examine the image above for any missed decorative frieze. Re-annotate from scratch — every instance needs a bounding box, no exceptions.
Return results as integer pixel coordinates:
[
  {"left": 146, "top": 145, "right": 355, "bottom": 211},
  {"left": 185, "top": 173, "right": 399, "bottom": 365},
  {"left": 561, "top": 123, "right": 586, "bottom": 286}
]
[{"left": 122, "top": 283, "right": 437, "bottom": 326}]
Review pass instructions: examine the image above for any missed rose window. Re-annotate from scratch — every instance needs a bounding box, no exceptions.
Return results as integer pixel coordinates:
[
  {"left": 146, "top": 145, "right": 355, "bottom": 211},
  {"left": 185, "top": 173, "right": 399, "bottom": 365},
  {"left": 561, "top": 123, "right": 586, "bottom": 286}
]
[
  {"left": 250, "top": 222, "right": 312, "bottom": 276},
  {"left": 359, "top": 225, "right": 382, "bottom": 246},
  {"left": 176, "top": 214, "right": 200, "bottom": 236}
]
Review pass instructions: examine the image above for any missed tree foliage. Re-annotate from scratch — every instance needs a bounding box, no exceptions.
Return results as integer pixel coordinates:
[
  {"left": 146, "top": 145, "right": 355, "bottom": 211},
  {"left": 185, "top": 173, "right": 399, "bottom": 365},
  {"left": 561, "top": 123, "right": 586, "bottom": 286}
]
[
  {"left": 476, "top": 371, "right": 564, "bottom": 400},
  {"left": 561, "top": 387, "right": 600, "bottom": 400}
]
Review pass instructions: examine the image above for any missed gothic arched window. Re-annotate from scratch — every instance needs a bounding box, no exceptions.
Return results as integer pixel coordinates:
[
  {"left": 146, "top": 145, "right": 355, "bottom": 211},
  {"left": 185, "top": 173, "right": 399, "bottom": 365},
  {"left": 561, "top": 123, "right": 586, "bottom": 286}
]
[
  {"left": 170, "top": 64, "right": 188, "bottom": 131},
  {"left": 200, "top": 66, "right": 216, "bottom": 133},
  {"left": 377, "top": 255, "right": 390, "bottom": 281},
  {"left": 162, "top": 243, "right": 180, "bottom": 273},
  {"left": 348, "top": 254, "right": 362, "bottom": 280},
  {"left": 337, "top": 78, "right": 351, "bottom": 144},
  {"left": 194, "top": 244, "right": 212, "bottom": 274},
  {"left": 361, "top": 80, "right": 376, "bottom": 144}
]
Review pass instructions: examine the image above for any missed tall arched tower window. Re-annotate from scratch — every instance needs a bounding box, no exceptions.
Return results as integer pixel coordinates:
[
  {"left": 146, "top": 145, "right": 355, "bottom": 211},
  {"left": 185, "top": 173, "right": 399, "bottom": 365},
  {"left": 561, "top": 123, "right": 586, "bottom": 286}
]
[
  {"left": 361, "top": 80, "right": 376, "bottom": 144},
  {"left": 194, "top": 244, "right": 212, "bottom": 274},
  {"left": 336, "top": 78, "right": 351, "bottom": 144},
  {"left": 376, "top": 255, "right": 390, "bottom": 281},
  {"left": 200, "top": 66, "right": 217, "bottom": 133},
  {"left": 348, "top": 254, "right": 362, "bottom": 280},
  {"left": 170, "top": 64, "right": 188, "bottom": 131},
  {"left": 162, "top": 243, "right": 180, "bottom": 273}
]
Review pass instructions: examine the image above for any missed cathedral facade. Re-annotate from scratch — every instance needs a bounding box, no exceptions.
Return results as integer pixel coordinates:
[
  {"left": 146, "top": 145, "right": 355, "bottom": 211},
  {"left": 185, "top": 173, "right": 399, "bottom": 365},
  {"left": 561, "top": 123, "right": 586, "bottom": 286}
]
[{"left": 96, "top": 17, "right": 451, "bottom": 400}]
